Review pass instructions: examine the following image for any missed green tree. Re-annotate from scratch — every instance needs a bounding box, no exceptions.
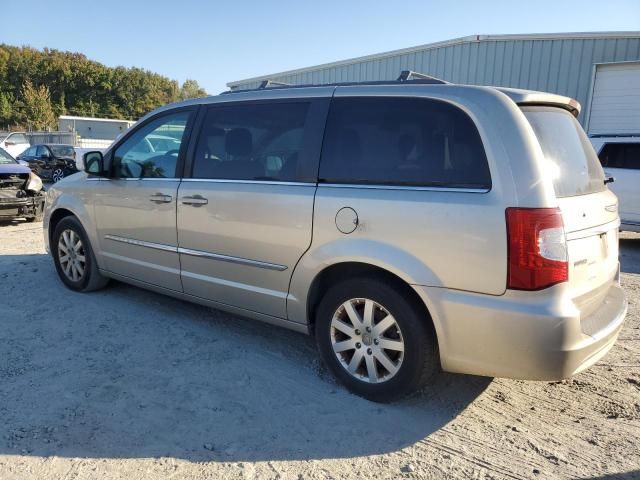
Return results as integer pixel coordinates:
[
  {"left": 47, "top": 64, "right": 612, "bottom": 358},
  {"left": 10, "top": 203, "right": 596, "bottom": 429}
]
[
  {"left": 21, "top": 80, "right": 57, "bottom": 130},
  {"left": 0, "top": 92, "right": 13, "bottom": 127},
  {"left": 54, "top": 89, "right": 67, "bottom": 117},
  {"left": 179, "top": 79, "right": 207, "bottom": 100},
  {"left": 0, "top": 43, "right": 207, "bottom": 127}
]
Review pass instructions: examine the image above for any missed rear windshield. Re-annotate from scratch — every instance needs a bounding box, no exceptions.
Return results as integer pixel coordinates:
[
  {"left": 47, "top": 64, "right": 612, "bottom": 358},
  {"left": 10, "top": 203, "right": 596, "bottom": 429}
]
[
  {"left": 49, "top": 145, "right": 75, "bottom": 158},
  {"left": 523, "top": 107, "right": 605, "bottom": 198}
]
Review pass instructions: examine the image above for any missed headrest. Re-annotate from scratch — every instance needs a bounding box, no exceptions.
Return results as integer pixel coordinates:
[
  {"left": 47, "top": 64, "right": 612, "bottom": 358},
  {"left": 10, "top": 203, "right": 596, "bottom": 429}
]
[{"left": 226, "top": 128, "right": 252, "bottom": 156}]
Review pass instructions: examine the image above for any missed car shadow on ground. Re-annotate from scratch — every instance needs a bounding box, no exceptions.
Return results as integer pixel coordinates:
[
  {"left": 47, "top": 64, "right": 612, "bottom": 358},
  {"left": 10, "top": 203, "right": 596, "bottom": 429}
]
[
  {"left": 0, "top": 218, "right": 33, "bottom": 227},
  {"left": 0, "top": 253, "right": 491, "bottom": 462}
]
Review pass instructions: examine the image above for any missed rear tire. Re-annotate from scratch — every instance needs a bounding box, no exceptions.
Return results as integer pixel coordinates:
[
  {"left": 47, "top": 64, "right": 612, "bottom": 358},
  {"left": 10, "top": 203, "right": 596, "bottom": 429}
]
[
  {"left": 315, "top": 277, "right": 439, "bottom": 402},
  {"left": 52, "top": 216, "right": 109, "bottom": 292}
]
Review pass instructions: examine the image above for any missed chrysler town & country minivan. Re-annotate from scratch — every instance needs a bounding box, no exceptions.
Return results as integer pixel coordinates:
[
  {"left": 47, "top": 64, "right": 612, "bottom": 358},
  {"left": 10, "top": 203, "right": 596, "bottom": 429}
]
[{"left": 43, "top": 75, "right": 627, "bottom": 401}]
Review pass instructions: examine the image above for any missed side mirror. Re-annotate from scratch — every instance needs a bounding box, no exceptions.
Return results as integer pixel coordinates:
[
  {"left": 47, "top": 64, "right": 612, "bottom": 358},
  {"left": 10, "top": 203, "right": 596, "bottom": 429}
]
[
  {"left": 5, "top": 141, "right": 15, "bottom": 146},
  {"left": 83, "top": 151, "right": 106, "bottom": 176},
  {"left": 39, "top": 153, "right": 49, "bottom": 160}
]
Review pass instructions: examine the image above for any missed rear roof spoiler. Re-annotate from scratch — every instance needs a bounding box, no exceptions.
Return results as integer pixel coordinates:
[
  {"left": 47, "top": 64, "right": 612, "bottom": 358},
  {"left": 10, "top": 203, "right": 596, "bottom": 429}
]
[{"left": 494, "top": 87, "right": 581, "bottom": 117}]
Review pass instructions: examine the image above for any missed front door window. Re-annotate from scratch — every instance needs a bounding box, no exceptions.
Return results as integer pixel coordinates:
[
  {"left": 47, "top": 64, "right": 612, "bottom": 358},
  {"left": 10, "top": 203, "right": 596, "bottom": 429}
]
[{"left": 113, "top": 111, "right": 191, "bottom": 178}]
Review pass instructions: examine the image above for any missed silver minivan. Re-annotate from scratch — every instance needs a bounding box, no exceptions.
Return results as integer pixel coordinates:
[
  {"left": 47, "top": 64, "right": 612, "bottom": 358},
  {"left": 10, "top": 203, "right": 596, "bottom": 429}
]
[{"left": 43, "top": 76, "right": 627, "bottom": 401}]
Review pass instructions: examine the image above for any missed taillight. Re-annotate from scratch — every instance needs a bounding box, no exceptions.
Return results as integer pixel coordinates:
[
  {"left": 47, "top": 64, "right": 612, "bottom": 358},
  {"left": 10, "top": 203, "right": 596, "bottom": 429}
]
[{"left": 506, "top": 207, "right": 568, "bottom": 290}]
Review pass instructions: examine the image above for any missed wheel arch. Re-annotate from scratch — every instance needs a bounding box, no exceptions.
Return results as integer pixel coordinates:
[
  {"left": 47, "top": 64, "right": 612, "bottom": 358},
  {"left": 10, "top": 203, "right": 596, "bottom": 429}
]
[
  {"left": 303, "top": 262, "right": 438, "bottom": 344},
  {"left": 48, "top": 208, "right": 76, "bottom": 249}
]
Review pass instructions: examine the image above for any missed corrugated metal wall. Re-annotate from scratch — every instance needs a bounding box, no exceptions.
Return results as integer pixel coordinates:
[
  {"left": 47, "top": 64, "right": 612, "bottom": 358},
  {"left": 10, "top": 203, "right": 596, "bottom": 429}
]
[
  {"left": 229, "top": 35, "right": 640, "bottom": 125},
  {"left": 58, "top": 118, "right": 131, "bottom": 141}
]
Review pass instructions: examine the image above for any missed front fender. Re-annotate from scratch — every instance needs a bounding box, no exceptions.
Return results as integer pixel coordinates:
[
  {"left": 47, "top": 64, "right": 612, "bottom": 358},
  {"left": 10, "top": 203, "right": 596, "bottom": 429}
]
[
  {"left": 43, "top": 181, "right": 101, "bottom": 268},
  {"left": 287, "top": 237, "right": 442, "bottom": 326}
]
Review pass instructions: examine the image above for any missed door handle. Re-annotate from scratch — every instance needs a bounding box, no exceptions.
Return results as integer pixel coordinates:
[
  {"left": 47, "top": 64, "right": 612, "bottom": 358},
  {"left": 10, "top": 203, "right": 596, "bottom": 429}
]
[
  {"left": 182, "top": 195, "right": 208, "bottom": 207},
  {"left": 149, "top": 193, "right": 173, "bottom": 204}
]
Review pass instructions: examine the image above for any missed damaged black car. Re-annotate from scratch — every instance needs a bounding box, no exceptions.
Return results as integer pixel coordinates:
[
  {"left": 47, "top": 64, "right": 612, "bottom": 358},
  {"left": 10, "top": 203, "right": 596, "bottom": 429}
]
[{"left": 0, "top": 148, "right": 45, "bottom": 222}]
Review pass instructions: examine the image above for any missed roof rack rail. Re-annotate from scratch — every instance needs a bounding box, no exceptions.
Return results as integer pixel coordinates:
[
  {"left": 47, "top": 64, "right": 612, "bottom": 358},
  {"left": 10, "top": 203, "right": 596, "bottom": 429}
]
[
  {"left": 397, "top": 70, "right": 447, "bottom": 83},
  {"left": 224, "top": 71, "right": 449, "bottom": 94},
  {"left": 258, "top": 80, "right": 291, "bottom": 89}
]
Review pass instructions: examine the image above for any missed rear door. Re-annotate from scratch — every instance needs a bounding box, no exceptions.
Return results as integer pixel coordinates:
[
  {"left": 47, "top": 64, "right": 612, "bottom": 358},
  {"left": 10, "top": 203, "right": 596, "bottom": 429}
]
[
  {"left": 35, "top": 145, "right": 52, "bottom": 177},
  {"left": 177, "top": 98, "right": 329, "bottom": 318},
  {"left": 598, "top": 142, "right": 640, "bottom": 225},
  {"left": 523, "top": 107, "right": 619, "bottom": 313}
]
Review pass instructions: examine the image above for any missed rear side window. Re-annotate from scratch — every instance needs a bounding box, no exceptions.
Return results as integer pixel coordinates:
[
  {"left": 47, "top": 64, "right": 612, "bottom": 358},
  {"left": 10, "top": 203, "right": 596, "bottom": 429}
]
[
  {"left": 49, "top": 145, "right": 75, "bottom": 158},
  {"left": 192, "top": 102, "right": 310, "bottom": 181},
  {"left": 23, "top": 146, "right": 37, "bottom": 157},
  {"left": 36, "top": 146, "right": 49, "bottom": 157},
  {"left": 319, "top": 97, "right": 491, "bottom": 189},
  {"left": 598, "top": 143, "right": 640, "bottom": 170},
  {"left": 523, "top": 107, "right": 605, "bottom": 198}
]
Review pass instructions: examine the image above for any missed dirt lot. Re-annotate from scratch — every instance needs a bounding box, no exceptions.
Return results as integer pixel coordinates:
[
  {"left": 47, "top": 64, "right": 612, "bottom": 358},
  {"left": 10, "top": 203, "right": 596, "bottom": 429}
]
[{"left": 0, "top": 221, "right": 638, "bottom": 480}]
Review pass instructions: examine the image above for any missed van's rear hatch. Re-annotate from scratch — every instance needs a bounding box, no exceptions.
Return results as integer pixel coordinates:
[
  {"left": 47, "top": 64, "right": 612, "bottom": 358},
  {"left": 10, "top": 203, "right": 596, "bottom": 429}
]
[{"left": 522, "top": 106, "right": 620, "bottom": 322}]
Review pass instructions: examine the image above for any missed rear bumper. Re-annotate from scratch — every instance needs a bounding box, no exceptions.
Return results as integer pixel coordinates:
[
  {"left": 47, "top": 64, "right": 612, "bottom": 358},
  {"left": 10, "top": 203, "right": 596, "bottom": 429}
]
[{"left": 413, "top": 279, "right": 627, "bottom": 380}]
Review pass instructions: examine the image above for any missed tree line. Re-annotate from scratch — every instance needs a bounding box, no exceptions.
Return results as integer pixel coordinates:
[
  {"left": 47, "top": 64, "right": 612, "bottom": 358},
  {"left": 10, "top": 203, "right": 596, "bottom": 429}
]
[{"left": 0, "top": 44, "right": 207, "bottom": 131}]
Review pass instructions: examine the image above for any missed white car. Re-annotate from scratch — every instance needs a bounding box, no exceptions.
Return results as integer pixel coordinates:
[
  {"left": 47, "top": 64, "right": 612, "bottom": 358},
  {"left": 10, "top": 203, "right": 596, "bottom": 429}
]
[
  {"left": 0, "top": 132, "right": 30, "bottom": 158},
  {"left": 591, "top": 137, "right": 640, "bottom": 232}
]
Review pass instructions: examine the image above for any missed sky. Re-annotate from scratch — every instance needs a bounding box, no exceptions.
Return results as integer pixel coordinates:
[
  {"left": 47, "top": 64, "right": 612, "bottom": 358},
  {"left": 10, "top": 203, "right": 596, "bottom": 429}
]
[{"left": 2, "top": 0, "right": 639, "bottom": 94}]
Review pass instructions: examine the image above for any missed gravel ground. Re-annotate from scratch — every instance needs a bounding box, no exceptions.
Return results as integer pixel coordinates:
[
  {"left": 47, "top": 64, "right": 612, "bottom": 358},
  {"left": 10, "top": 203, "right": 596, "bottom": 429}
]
[{"left": 0, "top": 220, "right": 639, "bottom": 480}]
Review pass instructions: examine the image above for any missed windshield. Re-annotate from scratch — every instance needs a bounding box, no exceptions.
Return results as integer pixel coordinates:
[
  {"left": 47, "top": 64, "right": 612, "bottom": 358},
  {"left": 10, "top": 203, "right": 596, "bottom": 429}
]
[
  {"left": 0, "top": 148, "right": 16, "bottom": 164},
  {"left": 49, "top": 145, "right": 75, "bottom": 158},
  {"left": 523, "top": 107, "right": 605, "bottom": 198}
]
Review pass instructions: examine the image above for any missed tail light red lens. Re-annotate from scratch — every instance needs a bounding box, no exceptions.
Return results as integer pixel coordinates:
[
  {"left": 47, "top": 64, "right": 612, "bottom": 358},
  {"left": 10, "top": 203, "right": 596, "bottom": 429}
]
[{"left": 506, "top": 207, "right": 568, "bottom": 290}]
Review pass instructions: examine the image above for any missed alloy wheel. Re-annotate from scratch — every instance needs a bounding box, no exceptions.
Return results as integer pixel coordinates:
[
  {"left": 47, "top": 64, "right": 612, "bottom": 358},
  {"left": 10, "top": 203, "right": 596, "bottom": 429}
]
[
  {"left": 330, "top": 298, "right": 405, "bottom": 383},
  {"left": 52, "top": 168, "right": 64, "bottom": 182},
  {"left": 57, "top": 229, "right": 86, "bottom": 282}
]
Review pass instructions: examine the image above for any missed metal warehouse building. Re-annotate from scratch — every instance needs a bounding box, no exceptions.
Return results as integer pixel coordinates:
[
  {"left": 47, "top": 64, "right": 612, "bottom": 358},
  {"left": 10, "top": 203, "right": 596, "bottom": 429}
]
[
  {"left": 228, "top": 32, "right": 640, "bottom": 136},
  {"left": 58, "top": 115, "right": 136, "bottom": 141}
]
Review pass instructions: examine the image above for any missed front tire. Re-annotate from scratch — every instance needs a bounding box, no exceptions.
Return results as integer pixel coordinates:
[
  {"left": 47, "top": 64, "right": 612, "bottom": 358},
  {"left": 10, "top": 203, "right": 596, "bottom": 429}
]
[
  {"left": 52, "top": 216, "right": 109, "bottom": 292},
  {"left": 315, "top": 277, "right": 439, "bottom": 402}
]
